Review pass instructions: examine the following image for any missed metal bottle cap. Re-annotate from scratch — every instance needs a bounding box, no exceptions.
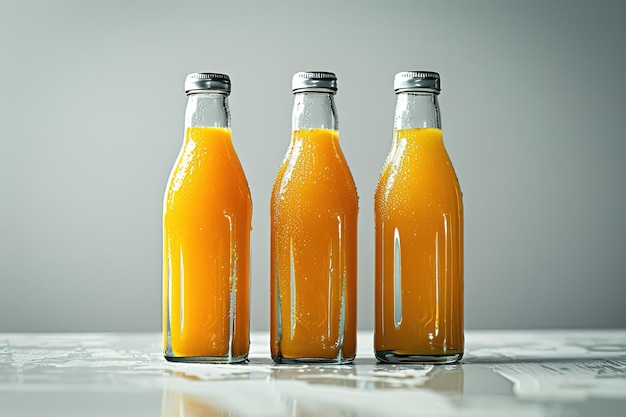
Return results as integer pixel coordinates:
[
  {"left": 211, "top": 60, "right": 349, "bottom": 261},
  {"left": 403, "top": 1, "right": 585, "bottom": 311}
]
[
  {"left": 292, "top": 71, "right": 337, "bottom": 94},
  {"left": 394, "top": 71, "right": 441, "bottom": 94},
  {"left": 184, "top": 72, "right": 231, "bottom": 95}
]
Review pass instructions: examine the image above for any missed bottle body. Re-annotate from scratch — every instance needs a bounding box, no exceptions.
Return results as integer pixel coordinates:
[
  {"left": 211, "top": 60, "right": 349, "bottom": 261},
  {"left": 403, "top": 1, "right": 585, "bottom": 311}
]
[
  {"left": 271, "top": 74, "right": 358, "bottom": 364},
  {"left": 375, "top": 73, "right": 463, "bottom": 363},
  {"left": 163, "top": 77, "right": 252, "bottom": 363}
]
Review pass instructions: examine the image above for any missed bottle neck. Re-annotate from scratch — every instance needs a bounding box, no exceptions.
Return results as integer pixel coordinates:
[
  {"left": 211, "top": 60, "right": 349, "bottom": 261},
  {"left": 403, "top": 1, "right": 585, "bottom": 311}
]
[
  {"left": 292, "top": 92, "right": 338, "bottom": 131},
  {"left": 394, "top": 92, "right": 441, "bottom": 130},
  {"left": 185, "top": 93, "right": 230, "bottom": 128}
]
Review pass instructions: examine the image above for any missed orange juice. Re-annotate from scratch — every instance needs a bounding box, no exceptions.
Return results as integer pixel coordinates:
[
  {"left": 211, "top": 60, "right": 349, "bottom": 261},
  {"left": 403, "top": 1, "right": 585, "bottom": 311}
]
[
  {"left": 271, "top": 128, "right": 358, "bottom": 362},
  {"left": 163, "top": 126, "right": 251, "bottom": 361},
  {"left": 375, "top": 127, "right": 463, "bottom": 362}
]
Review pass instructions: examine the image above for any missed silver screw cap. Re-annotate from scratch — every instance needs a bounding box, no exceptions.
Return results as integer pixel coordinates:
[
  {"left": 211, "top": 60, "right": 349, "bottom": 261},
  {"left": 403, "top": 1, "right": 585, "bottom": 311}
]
[
  {"left": 185, "top": 72, "right": 231, "bottom": 95},
  {"left": 394, "top": 71, "right": 440, "bottom": 94},
  {"left": 292, "top": 71, "right": 337, "bottom": 94}
]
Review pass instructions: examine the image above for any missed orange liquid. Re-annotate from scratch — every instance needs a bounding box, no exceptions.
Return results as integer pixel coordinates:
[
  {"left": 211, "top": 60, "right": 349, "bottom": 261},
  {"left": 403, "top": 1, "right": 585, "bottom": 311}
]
[
  {"left": 163, "top": 127, "right": 251, "bottom": 359},
  {"left": 271, "top": 128, "right": 358, "bottom": 361},
  {"left": 374, "top": 128, "right": 463, "bottom": 357}
]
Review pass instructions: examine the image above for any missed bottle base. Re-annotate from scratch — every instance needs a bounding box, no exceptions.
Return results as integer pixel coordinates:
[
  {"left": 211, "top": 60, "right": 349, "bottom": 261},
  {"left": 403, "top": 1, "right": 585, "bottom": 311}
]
[
  {"left": 164, "top": 353, "right": 248, "bottom": 364},
  {"left": 272, "top": 353, "right": 355, "bottom": 365},
  {"left": 375, "top": 350, "right": 463, "bottom": 364}
]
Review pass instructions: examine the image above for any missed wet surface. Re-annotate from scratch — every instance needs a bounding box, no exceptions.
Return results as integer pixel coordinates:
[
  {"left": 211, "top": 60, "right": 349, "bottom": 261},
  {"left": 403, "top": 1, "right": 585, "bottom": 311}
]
[{"left": 1, "top": 331, "right": 625, "bottom": 416}]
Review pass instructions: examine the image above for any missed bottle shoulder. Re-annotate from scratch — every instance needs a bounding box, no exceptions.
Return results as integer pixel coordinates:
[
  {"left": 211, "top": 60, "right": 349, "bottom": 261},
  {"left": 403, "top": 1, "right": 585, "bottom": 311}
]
[
  {"left": 272, "top": 129, "right": 357, "bottom": 203},
  {"left": 378, "top": 128, "right": 456, "bottom": 173},
  {"left": 165, "top": 127, "right": 251, "bottom": 205},
  {"left": 375, "top": 128, "right": 461, "bottom": 208}
]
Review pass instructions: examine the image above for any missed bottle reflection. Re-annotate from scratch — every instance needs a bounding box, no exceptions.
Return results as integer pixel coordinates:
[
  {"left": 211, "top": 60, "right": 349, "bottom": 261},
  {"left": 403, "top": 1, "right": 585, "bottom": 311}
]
[
  {"left": 161, "top": 364, "right": 464, "bottom": 417},
  {"left": 423, "top": 364, "right": 464, "bottom": 397},
  {"left": 267, "top": 363, "right": 464, "bottom": 415},
  {"left": 270, "top": 365, "right": 358, "bottom": 416},
  {"left": 270, "top": 364, "right": 358, "bottom": 387},
  {"left": 285, "top": 400, "right": 358, "bottom": 417},
  {"left": 368, "top": 364, "right": 464, "bottom": 398},
  {"left": 162, "top": 371, "right": 246, "bottom": 417},
  {"left": 162, "top": 390, "right": 236, "bottom": 417}
]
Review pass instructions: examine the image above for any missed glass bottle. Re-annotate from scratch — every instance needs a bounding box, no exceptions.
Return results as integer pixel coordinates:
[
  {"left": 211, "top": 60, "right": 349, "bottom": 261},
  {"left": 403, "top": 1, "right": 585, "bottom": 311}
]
[
  {"left": 270, "top": 71, "right": 358, "bottom": 364},
  {"left": 163, "top": 73, "right": 252, "bottom": 363},
  {"left": 374, "top": 71, "right": 464, "bottom": 363}
]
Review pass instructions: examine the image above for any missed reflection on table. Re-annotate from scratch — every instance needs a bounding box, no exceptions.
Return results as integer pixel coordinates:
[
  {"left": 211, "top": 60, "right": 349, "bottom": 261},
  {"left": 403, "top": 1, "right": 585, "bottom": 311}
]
[{"left": 1, "top": 331, "right": 625, "bottom": 417}]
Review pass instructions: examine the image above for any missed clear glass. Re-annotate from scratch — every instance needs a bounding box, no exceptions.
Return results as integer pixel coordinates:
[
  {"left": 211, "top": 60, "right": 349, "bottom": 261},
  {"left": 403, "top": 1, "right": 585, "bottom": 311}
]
[
  {"left": 163, "top": 92, "right": 252, "bottom": 363},
  {"left": 374, "top": 91, "right": 464, "bottom": 364},
  {"left": 394, "top": 92, "right": 441, "bottom": 130},
  {"left": 185, "top": 93, "right": 230, "bottom": 128},
  {"left": 270, "top": 91, "right": 358, "bottom": 364}
]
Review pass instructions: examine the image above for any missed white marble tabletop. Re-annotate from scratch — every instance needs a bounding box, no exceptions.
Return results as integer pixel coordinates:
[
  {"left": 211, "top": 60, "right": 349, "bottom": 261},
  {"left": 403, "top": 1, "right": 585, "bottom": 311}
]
[{"left": 1, "top": 330, "right": 625, "bottom": 416}]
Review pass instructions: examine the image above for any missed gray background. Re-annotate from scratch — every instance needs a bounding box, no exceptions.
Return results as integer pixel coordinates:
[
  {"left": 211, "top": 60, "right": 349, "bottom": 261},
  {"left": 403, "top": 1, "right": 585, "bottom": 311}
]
[{"left": 1, "top": 0, "right": 625, "bottom": 332}]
